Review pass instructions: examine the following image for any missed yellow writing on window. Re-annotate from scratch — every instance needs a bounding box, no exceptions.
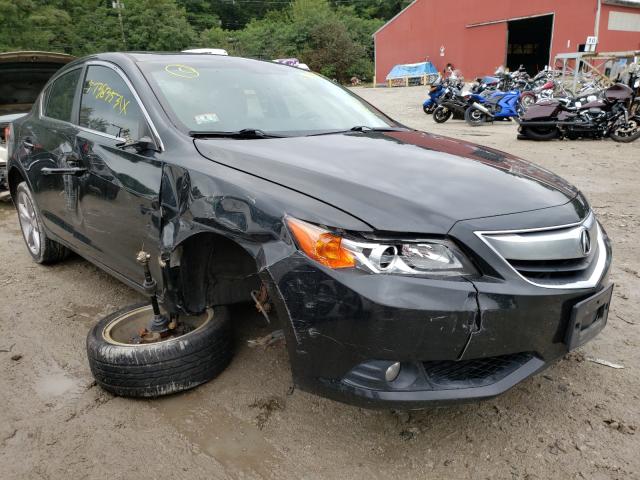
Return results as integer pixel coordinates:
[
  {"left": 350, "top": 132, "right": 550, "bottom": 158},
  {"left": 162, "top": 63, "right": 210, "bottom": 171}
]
[{"left": 84, "top": 80, "right": 131, "bottom": 115}]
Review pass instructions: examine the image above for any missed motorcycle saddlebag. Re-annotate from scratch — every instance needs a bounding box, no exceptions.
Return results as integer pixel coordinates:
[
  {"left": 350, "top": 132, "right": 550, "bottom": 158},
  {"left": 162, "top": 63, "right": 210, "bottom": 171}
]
[{"left": 521, "top": 99, "right": 560, "bottom": 120}]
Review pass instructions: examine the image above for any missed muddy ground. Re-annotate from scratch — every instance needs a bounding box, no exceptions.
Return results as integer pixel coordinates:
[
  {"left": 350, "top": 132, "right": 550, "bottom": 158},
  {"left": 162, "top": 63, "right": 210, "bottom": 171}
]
[{"left": 1, "top": 85, "right": 638, "bottom": 480}]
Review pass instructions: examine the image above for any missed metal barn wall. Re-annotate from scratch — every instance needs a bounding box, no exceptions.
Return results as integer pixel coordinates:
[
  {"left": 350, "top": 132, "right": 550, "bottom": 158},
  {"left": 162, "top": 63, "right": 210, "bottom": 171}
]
[{"left": 374, "top": 0, "right": 640, "bottom": 82}]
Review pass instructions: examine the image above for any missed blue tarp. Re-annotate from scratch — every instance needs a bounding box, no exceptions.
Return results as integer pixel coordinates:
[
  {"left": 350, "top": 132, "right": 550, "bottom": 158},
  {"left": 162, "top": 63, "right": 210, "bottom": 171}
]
[{"left": 386, "top": 61, "right": 438, "bottom": 80}]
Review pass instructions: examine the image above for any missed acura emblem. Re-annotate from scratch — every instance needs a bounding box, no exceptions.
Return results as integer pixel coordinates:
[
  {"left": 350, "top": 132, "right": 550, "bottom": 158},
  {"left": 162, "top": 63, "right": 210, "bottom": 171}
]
[{"left": 580, "top": 229, "right": 591, "bottom": 256}]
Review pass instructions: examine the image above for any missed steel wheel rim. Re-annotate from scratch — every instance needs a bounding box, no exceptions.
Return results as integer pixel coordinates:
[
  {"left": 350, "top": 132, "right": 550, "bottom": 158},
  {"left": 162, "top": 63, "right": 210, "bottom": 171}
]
[
  {"left": 102, "top": 305, "right": 213, "bottom": 346},
  {"left": 471, "top": 110, "right": 483, "bottom": 121},
  {"left": 17, "top": 190, "right": 41, "bottom": 255}
]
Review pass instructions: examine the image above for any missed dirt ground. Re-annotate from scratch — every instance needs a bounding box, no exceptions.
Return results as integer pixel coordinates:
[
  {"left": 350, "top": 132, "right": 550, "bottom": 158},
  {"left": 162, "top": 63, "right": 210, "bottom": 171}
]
[{"left": 1, "top": 85, "right": 639, "bottom": 480}]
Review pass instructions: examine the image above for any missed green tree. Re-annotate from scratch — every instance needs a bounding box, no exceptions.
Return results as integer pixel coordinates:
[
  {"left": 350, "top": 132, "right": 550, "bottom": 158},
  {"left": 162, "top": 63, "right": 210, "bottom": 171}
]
[
  {"left": 71, "top": 0, "right": 196, "bottom": 54},
  {"left": 175, "top": 0, "right": 220, "bottom": 33},
  {"left": 329, "top": 0, "right": 413, "bottom": 20},
  {"left": 0, "top": 0, "right": 73, "bottom": 52},
  {"left": 1, "top": 0, "right": 384, "bottom": 83}
]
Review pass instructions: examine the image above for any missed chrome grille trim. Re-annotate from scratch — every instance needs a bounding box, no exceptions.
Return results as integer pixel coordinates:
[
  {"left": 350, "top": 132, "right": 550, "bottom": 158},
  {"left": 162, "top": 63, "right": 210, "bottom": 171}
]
[
  {"left": 481, "top": 213, "right": 596, "bottom": 261},
  {"left": 475, "top": 213, "right": 608, "bottom": 289}
]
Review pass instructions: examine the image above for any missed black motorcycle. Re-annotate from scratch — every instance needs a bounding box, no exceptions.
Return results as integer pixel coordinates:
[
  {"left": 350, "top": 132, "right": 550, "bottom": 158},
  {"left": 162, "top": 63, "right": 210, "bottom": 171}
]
[
  {"left": 518, "top": 79, "right": 640, "bottom": 143},
  {"left": 432, "top": 86, "right": 471, "bottom": 123}
]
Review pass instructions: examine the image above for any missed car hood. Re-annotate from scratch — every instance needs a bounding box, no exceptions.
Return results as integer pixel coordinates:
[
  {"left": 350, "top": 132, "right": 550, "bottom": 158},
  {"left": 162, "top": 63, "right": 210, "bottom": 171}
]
[
  {"left": 0, "top": 51, "right": 75, "bottom": 115},
  {"left": 194, "top": 130, "right": 578, "bottom": 233}
]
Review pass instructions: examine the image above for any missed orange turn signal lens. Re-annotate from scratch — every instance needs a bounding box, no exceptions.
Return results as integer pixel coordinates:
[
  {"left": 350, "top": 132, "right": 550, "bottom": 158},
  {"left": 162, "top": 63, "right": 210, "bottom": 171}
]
[{"left": 286, "top": 217, "right": 356, "bottom": 269}]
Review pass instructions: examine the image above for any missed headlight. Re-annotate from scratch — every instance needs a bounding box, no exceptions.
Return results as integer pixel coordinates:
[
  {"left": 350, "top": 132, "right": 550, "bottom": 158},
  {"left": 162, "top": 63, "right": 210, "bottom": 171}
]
[{"left": 286, "top": 217, "right": 475, "bottom": 276}]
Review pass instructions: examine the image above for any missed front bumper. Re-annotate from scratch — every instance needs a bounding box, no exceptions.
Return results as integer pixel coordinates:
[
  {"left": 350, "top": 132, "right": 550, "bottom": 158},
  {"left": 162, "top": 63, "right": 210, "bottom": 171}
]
[{"left": 266, "top": 207, "right": 612, "bottom": 409}]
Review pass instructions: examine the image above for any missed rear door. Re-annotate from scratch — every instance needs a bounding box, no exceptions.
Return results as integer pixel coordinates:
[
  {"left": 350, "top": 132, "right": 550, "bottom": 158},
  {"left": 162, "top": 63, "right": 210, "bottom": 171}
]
[
  {"left": 18, "top": 67, "right": 86, "bottom": 248},
  {"left": 74, "top": 62, "right": 163, "bottom": 285}
]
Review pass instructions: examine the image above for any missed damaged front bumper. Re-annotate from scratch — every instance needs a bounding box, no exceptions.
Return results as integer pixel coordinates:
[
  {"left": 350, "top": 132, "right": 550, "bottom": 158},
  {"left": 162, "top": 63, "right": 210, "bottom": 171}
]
[{"left": 265, "top": 234, "right": 612, "bottom": 409}]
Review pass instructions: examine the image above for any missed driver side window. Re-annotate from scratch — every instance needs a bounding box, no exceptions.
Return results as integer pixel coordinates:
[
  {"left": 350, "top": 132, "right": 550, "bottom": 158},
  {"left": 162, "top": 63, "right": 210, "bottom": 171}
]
[{"left": 79, "top": 65, "right": 149, "bottom": 141}]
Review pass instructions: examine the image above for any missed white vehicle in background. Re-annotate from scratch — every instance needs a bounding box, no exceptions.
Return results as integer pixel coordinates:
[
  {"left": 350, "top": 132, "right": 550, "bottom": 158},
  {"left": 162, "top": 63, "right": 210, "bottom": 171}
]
[
  {"left": 273, "top": 58, "right": 311, "bottom": 71},
  {"left": 182, "top": 48, "right": 229, "bottom": 56},
  {"left": 0, "top": 114, "right": 26, "bottom": 197},
  {"left": 0, "top": 51, "right": 75, "bottom": 197}
]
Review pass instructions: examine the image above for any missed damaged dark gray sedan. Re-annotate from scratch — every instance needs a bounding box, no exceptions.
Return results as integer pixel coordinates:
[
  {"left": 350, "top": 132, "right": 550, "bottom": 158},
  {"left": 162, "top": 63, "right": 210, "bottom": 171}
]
[{"left": 6, "top": 53, "right": 612, "bottom": 407}]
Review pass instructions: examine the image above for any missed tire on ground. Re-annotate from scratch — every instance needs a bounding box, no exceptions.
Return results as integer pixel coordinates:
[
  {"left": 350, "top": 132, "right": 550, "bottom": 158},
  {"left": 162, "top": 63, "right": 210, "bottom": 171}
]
[
  {"left": 464, "top": 107, "right": 488, "bottom": 126},
  {"left": 433, "top": 106, "right": 452, "bottom": 123},
  {"left": 423, "top": 104, "right": 435, "bottom": 115},
  {"left": 520, "top": 126, "right": 560, "bottom": 141},
  {"left": 610, "top": 116, "right": 640, "bottom": 143},
  {"left": 15, "top": 181, "right": 68, "bottom": 264},
  {"left": 86, "top": 302, "right": 233, "bottom": 397}
]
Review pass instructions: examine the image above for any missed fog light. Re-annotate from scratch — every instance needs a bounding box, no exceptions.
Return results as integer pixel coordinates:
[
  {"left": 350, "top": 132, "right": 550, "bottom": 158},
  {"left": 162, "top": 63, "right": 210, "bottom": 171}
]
[{"left": 385, "top": 362, "right": 401, "bottom": 382}]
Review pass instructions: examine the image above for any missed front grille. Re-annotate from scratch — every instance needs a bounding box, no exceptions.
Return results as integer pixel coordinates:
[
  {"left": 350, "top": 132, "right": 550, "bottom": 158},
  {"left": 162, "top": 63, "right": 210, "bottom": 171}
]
[
  {"left": 509, "top": 257, "right": 595, "bottom": 284},
  {"left": 423, "top": 353, "right": 533, "bottom": 389},
  {"left": 476, "top": 213, "right": 607, "bottom": 288}
]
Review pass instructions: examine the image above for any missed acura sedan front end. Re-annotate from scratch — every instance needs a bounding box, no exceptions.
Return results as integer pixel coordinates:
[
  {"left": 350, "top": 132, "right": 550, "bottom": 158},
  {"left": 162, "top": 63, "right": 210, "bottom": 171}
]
[{"left": 266, "top": 199, "right": 611, "bottom": 408}]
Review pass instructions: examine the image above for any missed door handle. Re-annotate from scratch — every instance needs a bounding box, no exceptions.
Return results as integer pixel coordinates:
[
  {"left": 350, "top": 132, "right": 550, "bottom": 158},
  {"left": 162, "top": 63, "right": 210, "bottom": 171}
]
[{"left": 41, "top": 167, "right": 87, "bottom": 176}]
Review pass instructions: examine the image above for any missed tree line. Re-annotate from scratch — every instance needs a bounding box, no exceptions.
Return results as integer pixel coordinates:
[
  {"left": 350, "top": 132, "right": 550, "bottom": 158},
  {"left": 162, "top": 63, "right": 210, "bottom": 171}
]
[{"left": 0, "top": 0, "right": 412, "bottom": 82}]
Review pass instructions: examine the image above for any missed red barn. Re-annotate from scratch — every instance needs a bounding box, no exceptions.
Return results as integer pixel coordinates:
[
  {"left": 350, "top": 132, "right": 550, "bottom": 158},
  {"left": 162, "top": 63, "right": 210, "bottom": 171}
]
[{"left": 374, "top": 0, "right": 640, "bottom": 81}]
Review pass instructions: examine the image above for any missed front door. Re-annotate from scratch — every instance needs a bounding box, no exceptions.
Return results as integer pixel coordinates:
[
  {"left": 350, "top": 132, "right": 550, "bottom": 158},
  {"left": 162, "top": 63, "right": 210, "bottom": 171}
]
[{"left": 74, "top": 63, "right": 163, "bottom": 285}]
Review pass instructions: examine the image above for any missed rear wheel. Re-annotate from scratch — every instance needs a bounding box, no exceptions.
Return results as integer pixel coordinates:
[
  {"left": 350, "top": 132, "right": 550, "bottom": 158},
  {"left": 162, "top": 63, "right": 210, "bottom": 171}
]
[
  {"left": 15, "top": 182, "right": 68, "bottom": 264},
  {"left": 610, "top": 116, "right": 640, "bottom": 143},
  {"left": 465, "top": 107, "right": 488, "bottom": 126},
  {"left": 423, "top": 103, "right": 435, "bottom": 115},
  {"left": 433, "top": 106, "right": 452, "bottom": 123},
  {"left": 520, "top": 126, "right": 560, "bottom": 141}
]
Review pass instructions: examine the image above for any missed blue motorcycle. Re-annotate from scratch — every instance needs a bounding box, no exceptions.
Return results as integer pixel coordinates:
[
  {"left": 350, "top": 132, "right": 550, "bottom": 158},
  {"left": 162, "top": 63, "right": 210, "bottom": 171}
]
[
  {"left": 423, "top": 76, "right": 464, "bottom": 114},
  {"left": 465, "top": 89, "right": 523, "bottom": 126},
  {"left": 423, "top": 82, "right": 445, "bottom": 114}
]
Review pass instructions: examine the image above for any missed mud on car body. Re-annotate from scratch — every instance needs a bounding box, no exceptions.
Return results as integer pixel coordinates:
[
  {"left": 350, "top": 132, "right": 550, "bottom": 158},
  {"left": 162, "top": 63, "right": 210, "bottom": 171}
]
[{"left": 7, "top": 53, "right": 612, "bottom": 407}]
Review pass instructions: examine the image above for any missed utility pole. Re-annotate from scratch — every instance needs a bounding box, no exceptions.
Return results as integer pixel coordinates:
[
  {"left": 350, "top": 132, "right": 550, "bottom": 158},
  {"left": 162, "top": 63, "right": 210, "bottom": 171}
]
[
  {"left": 112, "top": 1, "right": 128, "bottom": 50},
  {"left": 594, "top": 0, "right": 602, "bottom": 40}
]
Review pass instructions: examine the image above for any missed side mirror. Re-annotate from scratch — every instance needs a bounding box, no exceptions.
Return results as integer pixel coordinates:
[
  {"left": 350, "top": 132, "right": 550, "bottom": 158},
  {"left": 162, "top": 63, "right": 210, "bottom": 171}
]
[
  {"left": 134, "top": 136, "right": 156, "bottom": 153},
  {"left": 117, "top": 136, "right": 158, "bottom": 153}
]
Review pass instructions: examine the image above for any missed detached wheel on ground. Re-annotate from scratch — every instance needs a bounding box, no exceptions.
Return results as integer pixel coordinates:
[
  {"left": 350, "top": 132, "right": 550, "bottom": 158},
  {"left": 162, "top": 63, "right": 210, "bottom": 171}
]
[
  {"left": 15, "top": 182, "right": 69, "bottom": 264},
  {"left": 86, "top": 302, "right": 233, "bottom": 397},
  {"left": 433, "top": 106, "right": 452, "bottom": 123}
]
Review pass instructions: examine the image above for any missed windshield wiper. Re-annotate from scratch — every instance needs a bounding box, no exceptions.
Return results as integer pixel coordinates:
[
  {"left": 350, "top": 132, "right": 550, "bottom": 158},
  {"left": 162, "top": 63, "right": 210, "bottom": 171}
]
[
  {"left": 349, "top": 126, "right": 401, "bottom": 132},
  {"left": 307, "top": 126, "right": 407, "bottom": 137},
  {"left": 189, "top": 128, "right": 285, "bottom": 139}
]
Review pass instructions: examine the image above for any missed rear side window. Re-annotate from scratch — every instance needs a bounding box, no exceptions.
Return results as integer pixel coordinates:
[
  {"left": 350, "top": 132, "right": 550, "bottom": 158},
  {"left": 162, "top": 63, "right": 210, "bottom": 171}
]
[
  {"left": 79, "top": 65, "right": 149, "bottom": 140},
  {"left": 44, "top": 69, "right": 81, "bottom": 122}
]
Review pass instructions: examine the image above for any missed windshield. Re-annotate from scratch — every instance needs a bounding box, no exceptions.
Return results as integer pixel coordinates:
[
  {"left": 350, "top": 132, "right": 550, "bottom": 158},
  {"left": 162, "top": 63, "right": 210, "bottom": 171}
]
[{"left": 138, "top": 56, "right": 398, "bottom": 136}]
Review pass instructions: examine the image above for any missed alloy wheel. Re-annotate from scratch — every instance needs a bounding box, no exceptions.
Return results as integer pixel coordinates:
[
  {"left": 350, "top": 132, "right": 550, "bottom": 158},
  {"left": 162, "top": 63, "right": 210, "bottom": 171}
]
[{"left": 17, "top": 190, "right": 41, "bottom": 255}]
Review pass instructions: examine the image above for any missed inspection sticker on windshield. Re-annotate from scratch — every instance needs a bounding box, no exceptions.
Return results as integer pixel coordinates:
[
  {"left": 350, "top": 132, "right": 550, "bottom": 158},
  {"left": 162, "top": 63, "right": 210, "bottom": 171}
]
[
  {"left": 194, "top": 113, "right": 219, "bottom": 125},
  {"left": 165, "top": 64, "right": 200, "bottom": 79}
]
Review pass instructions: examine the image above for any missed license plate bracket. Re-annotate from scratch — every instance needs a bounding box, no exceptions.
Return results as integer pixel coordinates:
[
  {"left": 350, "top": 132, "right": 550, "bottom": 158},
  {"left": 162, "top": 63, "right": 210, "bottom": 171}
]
[{"left": 565, "top": 284, "right": 614, "bottom": 351}]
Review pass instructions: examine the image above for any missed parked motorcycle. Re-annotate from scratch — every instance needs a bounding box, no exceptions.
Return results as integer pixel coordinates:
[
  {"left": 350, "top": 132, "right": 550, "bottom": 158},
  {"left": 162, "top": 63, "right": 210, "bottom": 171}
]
[
  {"left": 465, "top": 89, "right": 523, "bottom": 126},
  {"left": 518, "top": 79, "right": 640, "bottom": 142},
  {"left": 423, "top": 80, "right": 445, "bottom": 114},
  {"left": 423, "top": 76, "right": 462, "bottom": 114},
  {"left": 432, "top": 85, "right": 473, "bottom": 123},
  {"left": 470, "top": 76, "right": 500, "bottom": 94}
]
